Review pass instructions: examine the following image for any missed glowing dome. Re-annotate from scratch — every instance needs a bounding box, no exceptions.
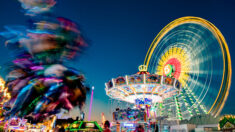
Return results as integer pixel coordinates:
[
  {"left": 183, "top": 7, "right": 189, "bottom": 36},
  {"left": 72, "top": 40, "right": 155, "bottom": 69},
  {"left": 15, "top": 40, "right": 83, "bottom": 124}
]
[{"left": 105, "top": 65, "right": 181, "bottom": 107}]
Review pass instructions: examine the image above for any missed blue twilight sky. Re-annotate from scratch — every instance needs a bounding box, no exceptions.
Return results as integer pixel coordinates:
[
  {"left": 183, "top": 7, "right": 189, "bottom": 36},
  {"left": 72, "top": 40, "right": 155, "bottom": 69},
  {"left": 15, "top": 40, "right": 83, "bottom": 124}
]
[{"left": 0, "top": 0, "right": 235, "bottom": 122}]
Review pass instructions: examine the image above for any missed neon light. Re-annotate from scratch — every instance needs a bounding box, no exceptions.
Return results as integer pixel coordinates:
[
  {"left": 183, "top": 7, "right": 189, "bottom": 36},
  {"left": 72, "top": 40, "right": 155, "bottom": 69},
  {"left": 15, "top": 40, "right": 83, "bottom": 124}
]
[
  {"left": 174, "top": 96, "right": 182, "bottom": 120},
  {"left": 164, "top": 64, "right": 173, "bottom": 77},
  {"left": 156, "top": 47, "right": 190, "bottom": 86},
  {"left": 180, "top": 92, "right": 193, "bottom": 116},
  {"left": 88, "top": 86, "right": 94, "bottom": 121},
  {"left": 146, "top": 106, "right": 149, "bottom": 118},
  {"left": 123, "top": 123, "right": 134, "bottom": 127},
  {"left": 101, "top": 112, "right": 106, "bottom": 126},
  {"left": 183, "top": 87, "right": 200, "bottom": 115}
]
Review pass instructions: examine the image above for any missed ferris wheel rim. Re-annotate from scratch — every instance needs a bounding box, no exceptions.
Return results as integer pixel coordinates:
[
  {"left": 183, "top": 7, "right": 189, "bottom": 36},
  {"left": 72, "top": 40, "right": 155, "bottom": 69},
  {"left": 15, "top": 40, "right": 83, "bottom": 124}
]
[{"left": 144, "top": 16, "right": 232, "bottom": 116}]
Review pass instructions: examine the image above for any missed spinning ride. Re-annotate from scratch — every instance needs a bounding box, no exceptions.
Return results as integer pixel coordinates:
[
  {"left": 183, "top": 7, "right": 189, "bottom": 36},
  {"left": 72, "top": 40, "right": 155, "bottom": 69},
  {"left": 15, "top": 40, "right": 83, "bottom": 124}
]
[
  {"left": 105, "top": 64, "right": 181, "bottom": 118},
  {"left": 105, "top": 16, "right": 231, "bottom": 121},
  {"left": 144, "top": 16, "right": 231, "bottom": 119}
]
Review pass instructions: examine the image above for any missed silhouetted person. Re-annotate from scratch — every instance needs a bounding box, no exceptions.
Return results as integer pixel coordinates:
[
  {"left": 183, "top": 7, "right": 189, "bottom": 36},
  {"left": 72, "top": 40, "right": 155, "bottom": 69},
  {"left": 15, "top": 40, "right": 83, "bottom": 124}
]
[
  {"left": 58, "top": 126, "right": 65, "bottom": 132},
  {"left": 134, "top": 125, "right": 144, "bottom": 132},
  {"left": 104, "top": 120, "right": 111, "bottom": 132},
  {"left": 155, "top": 124, "right": 159, "bottom": 132}
]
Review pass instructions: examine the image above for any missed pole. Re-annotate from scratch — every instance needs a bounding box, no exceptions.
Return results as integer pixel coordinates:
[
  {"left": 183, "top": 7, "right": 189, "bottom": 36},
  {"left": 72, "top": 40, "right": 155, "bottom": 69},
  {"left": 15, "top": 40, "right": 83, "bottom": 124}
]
[{"left": 88, "top": 86, "right": 94, "bottom": 121}]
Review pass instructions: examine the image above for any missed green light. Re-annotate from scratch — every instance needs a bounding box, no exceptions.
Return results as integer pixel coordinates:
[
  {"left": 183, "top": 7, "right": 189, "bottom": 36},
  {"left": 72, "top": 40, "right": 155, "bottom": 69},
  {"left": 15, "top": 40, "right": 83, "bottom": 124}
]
[{"left": 164, "top": 64, "right": 173, "bottom": 77}]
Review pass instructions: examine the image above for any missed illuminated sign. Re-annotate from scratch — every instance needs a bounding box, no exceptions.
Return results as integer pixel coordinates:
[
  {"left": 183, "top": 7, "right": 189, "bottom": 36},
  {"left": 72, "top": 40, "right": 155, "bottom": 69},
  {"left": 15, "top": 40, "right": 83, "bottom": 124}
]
[
  {"left": 123, "top": 123, "right": 134, "bottom": 127},
  {"left": 86, "top": 123, "right": 95, "bottom": 128}
]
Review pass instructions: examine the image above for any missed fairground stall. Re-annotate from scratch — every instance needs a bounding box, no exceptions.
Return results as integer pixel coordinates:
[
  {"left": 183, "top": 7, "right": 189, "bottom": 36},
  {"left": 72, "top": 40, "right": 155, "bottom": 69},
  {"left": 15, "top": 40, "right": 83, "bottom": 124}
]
[
  {"left": 66, "top": 121, "right": 103, "bottom": 132},
  {"left": 113, "top": 108, "right": 147, "bottom": 132}
]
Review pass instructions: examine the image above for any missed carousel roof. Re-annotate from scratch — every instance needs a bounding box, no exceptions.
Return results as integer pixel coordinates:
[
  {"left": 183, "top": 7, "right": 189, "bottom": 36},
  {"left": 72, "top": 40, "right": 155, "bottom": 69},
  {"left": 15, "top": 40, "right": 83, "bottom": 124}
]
[{"left": 105, "top": 65, "right": 181, "bottom": 104}]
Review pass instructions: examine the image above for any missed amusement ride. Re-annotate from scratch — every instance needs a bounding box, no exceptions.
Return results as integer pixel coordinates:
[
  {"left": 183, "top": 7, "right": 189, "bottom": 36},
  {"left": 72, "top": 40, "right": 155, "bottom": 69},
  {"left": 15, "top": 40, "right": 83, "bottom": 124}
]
[
  {"left": 105, "top": 16, "right": 232, "bottom": 131},
  {"left": 0, "top": 2, "right": 232, "bottom": 130}
]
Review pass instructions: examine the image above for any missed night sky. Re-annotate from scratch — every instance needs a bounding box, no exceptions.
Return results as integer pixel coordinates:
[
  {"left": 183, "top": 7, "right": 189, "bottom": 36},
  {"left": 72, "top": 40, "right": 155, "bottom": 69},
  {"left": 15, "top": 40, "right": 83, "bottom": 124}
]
[{"left": 0, "top": 0, "right": 234, "bottom": 122}]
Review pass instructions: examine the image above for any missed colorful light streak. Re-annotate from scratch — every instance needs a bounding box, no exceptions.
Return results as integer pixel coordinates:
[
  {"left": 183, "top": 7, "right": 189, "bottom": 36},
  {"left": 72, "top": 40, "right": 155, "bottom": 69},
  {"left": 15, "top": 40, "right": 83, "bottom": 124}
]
[
  {"left": 144, "top": 16, "right": 232, "bottom": 118},
  {"left": 88, "top": 86, "right": 94, "bottom": 121}
]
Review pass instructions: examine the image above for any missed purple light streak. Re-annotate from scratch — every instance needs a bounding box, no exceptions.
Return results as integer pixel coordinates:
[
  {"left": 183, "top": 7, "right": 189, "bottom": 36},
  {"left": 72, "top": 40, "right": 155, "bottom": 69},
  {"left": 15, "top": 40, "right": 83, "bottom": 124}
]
[{"left": 88, "top": 86, "right": 94, "bottom": 121}]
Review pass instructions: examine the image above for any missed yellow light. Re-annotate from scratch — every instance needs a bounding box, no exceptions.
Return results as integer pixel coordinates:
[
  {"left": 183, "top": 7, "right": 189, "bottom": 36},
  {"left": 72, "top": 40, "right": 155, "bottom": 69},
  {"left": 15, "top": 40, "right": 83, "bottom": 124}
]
[
  {"left": 144, "top": 16, "right": 232, "bottom": 117},
  {"left": 138, "top": 65, "right": 148, "bottom": 72},
  {"left": 0, "top": 77, "right": 11, "bottom": 106},
  {"left": 156, "top": 47, "right": 190, "bottom": 87}
]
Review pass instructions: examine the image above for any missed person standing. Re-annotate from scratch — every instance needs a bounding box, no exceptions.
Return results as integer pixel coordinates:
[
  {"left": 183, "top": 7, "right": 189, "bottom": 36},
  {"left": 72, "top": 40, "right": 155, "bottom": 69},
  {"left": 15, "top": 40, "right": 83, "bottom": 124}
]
[
  {"left": 104, "top": 120, "right": 111, "bottom": 132},
  {"left": 58, "top": 126, "right": 65, "bottom": 132},
  {"left": 134, "top": 125, "right": 144, "bottom": 132},
  {"left": 155, "top": 124, "right": 159, "bottom": 132}
]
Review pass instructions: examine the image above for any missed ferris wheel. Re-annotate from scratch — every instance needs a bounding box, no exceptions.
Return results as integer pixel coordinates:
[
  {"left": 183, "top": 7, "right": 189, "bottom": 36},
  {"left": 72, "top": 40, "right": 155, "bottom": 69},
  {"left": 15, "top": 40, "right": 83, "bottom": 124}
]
[{"left": 144, "top": 16, "right": 232, "bottom": 119}]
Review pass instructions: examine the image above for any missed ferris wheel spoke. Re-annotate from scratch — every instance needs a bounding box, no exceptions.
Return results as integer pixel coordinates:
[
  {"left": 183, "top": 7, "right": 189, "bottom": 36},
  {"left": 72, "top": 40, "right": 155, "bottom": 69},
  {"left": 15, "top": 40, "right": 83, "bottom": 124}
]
[
  {"left": 105, "top": 17, "right": 231, "bottom": 121},
  {"left": 151, "top": 17, "right": 230, "bottom": 119}
]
